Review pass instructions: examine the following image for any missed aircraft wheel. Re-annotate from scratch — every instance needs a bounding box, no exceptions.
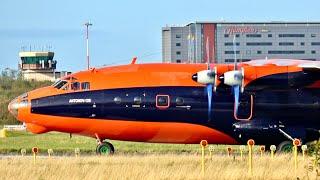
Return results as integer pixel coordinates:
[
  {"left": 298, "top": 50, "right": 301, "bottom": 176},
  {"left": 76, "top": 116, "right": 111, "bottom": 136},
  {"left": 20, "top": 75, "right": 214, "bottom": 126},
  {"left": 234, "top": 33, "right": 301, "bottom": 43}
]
[
  {"left": 96, "top": 142, "right": 115, "bottom": 155},
  {"left": 277, "top": 141, "right": 293, "bottom": 153}
]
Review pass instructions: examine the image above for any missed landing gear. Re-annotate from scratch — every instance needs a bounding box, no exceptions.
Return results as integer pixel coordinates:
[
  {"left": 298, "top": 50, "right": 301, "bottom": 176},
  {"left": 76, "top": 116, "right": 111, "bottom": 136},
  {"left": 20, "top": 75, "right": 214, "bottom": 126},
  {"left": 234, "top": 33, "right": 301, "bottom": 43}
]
[
  {"left": 96, "top": 142, "right": 115, "bottom": 155},
  {"left": 277, "top": 141, "right": 293, "bottom": 153},
  {"left": 94, "top": 133, "right": 115, "bottom": 155}
]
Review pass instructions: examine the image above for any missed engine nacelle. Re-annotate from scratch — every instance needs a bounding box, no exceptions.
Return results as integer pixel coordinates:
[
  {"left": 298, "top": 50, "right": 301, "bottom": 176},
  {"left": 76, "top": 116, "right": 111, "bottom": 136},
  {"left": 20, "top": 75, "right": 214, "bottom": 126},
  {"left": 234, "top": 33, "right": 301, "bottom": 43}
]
[
  {"left": 192, "top": 70, "right": 215, "bottom": 84},
  {"left": 223, "top": 70, "right": 243, "bottom": 86}
]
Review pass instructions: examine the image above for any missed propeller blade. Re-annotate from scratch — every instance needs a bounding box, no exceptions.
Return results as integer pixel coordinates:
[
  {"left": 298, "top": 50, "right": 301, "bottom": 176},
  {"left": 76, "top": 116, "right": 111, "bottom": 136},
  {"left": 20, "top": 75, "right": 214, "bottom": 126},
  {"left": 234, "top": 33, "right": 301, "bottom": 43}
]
[
  {"left": 207, "top": 84, "right": 213, "bottom": 121},
  {"left": 233, "top": 85, "right": 240, "bottom": 115}
]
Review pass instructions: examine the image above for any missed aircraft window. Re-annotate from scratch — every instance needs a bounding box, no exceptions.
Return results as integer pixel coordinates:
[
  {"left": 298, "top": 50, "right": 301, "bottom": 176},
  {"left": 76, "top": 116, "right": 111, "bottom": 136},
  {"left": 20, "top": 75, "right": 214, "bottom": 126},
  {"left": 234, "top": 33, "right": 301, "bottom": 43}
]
[
  {"left": 133, "top": 96, "right": 142, "bottom": 105},
  {"left": 81, "top": 82, "right": 90, "bottom": 90},
  {"left": 71, "top": 82, "right": 80, "bottom": 90},
  {"left": 54, "top": 80, "right": 67, "bottom": 89},
  {"left": 156, "top": 95, "right": 170, "bottom": 109},
  {"left": 114, "top": 97, "right": 121, "bottom": 104},
  {"left": 175, "top": 97, "right": 184, "bottom": 105},
  {"left": 51, "top": 80, "right": 61, "bottom": 87}
]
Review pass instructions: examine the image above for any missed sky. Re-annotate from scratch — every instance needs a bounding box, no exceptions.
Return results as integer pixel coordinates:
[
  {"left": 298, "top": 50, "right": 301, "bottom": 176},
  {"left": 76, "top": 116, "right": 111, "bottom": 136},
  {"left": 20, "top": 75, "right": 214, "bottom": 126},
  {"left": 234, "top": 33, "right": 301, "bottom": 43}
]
[{"left": 1, "top": 0, "right": 320, "bottom": 72}]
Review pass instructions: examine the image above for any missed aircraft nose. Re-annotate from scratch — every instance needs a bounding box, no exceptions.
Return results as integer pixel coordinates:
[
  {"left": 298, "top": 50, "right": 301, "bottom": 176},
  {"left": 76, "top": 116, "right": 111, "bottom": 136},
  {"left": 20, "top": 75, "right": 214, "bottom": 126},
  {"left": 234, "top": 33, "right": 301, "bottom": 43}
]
[
  {"left": 8, "top": 97, "right": 19, "bottom": 117},
  {"left": 8, "top": 93, "right": 29, "bottom": 118}
]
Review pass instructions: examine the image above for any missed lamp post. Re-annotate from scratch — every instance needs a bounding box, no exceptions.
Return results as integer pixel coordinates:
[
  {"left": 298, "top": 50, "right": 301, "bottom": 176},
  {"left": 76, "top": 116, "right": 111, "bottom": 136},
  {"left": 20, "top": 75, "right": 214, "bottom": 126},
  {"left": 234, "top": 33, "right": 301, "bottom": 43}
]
[{"left": 84, "top": 22, "right": 93, "bottom": 70}]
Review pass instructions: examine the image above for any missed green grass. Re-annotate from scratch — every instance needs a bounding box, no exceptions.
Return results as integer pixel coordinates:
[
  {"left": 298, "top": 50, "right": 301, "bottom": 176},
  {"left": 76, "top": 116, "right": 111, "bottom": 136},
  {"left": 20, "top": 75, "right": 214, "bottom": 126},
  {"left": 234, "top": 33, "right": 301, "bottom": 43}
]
[{"left": 0, "top": 131, "right": 251, "bottom": 155}]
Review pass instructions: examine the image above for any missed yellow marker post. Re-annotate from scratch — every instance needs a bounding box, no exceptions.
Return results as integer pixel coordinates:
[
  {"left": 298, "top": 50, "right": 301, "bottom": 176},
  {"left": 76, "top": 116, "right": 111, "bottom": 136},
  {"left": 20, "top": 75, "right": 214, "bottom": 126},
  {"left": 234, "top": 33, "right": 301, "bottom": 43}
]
[
  {"left": 200, "top": 140, "right": 208, "bottom": 176},
  {"left": 21, "top": 149, "right": 26, "bottom": 157},
  {"left": 208, "top": 145, "right": 214, "bottom": 160},
  {"left": 0, "top": 128, "right": 7, "bottom": 138},
  {"left": 48, "top": 149, "right": 53, "bottom": 158},
  {"left": 260, "top": 146, "right": 265, "bottom": 157},
  {"left": 32, "top": 147, "right": 39, "bottom": 164},
  {"left": 75, "top": 148, "right": 80, "bottom": 157},
  {"left": 239, "top": 145, "right": 245, "bottom": 161},
  {"left": 301, "top": 145, "right": 307, "bottom": 161},
  {"left": 293, "top": 139, "right": 301, "bottom": 176},
  {"left": 270, "top": 145, "right": 276, "bottom": 159},
  {"left": 247, "top": 139, "right": 255, "bottom": 176}
]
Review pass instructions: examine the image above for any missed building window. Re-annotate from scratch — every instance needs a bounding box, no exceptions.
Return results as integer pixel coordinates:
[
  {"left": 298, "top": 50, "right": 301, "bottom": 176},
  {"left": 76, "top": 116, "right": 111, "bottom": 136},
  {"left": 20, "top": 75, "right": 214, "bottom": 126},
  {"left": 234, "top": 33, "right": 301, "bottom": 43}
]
[
  {"left": 176, "top": 34, "right": 181, "bottom": 38},
  {"left": 225, "top": 59, "right": 242, "bottom": 62},
  {"left": 176, "top": 51, "right": 181, "bottom": 55},
  {"left": 268, "top": 34, "right": 272, "bottom": 37},
  {"left": 235, "top": 34, "right": 240, "bottom": 37},
  {"left": 176, "top": 59, "right": 181, "bottom": 63},
  {"left": 312, "top": 50, "right": 316, "bottom": 54},
  {"left": 268, "top": 51, "right": 305, "bottom": 54},
  {"left": 311, "top": 34, "right": 317, "bottom": 37},
  {"left": 311, "top": 42, "right": 320, "bottom": 46},
  {"left": 225, "top": 51, "right": 240, "bottom": 54},
  {"left": 246, "top": 34, "right": 261, "bottom": 38},
  {"left": 257, "top": 51, "right": 262, "bottom": 54},
  {"left": 301, "top": 42, "right": 305, "bottom": 46},
  {"left": 224, "top": 34, "right": 229, "bottom": 38},
  {"left": 279, "top": 42, "right": 294, "bottom": 46},
  {"left": 176, "top": 43, "right": 181, "bottom": 47},
  {"left": 246, "top": 42, "right": 272, "bottom": 46},
  {"left": 279, "top": 34, "right": 305, "bottom": 37},
  {"left": 224, "top": 42, "right": 240, "bottom": 46}
]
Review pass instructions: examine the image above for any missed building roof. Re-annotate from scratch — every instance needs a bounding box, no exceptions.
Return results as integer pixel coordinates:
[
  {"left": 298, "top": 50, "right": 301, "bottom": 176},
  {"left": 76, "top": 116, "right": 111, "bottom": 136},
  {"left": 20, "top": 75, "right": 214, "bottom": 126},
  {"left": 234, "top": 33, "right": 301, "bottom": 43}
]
[
  {"left": 186, "top": 21, "right": 320, "bottom": 26},
  {"left": 19, "top": 51, "right": 54, "bottom": 57}
]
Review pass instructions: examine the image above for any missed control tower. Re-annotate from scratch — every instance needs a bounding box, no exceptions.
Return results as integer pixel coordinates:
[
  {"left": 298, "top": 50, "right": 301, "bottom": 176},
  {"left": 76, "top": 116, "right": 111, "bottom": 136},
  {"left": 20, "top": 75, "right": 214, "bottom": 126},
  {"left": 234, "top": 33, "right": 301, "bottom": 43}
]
[{"left": 19, "top": 51, "right": 70, "bottom": 81}]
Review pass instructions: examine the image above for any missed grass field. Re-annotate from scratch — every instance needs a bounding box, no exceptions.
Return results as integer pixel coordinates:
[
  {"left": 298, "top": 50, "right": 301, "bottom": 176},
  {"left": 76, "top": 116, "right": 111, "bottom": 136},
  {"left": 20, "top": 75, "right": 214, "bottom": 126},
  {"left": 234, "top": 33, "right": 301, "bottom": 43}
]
[
  {"left": 0, "top": 154, "right": 318, "bottom": 179},
  {"left": 0, "top": 131, "right": 273, "bottom": 155}
]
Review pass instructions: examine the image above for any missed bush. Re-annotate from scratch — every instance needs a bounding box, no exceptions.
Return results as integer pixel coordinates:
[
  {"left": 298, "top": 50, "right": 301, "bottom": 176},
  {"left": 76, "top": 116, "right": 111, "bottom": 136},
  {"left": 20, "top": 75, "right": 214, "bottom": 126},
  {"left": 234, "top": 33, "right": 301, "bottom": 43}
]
[{"left": 0, "top": 74, "right": 51, "bottom": 125}]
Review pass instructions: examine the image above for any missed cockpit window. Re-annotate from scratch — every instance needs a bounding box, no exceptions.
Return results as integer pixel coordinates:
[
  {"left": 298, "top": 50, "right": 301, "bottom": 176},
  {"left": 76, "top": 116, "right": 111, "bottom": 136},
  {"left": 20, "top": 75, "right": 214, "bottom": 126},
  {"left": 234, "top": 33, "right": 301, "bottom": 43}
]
[
  {"left": 54, "top": 80, "right": 68, "bottom": 89},
  {"left": 71, "top": 82, "right": 80, "bottom": 91},
  {"left": 81, "top": 82, "right": 90, "bottom": 90}
]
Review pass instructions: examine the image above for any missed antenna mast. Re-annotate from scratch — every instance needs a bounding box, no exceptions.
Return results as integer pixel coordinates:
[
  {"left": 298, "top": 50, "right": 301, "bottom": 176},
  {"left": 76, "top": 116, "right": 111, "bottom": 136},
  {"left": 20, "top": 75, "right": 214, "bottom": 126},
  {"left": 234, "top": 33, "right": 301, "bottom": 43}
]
[{"left": 84, "top": 22, "right": 93, "bottom": 70}]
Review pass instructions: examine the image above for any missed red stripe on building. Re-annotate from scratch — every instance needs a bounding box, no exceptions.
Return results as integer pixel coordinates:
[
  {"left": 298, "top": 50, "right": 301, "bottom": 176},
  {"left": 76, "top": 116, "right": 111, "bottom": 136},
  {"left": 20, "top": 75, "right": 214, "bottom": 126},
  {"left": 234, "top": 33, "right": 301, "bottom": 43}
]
[{"left": 203, "top": 24, "right": 216, "bottom": 63}]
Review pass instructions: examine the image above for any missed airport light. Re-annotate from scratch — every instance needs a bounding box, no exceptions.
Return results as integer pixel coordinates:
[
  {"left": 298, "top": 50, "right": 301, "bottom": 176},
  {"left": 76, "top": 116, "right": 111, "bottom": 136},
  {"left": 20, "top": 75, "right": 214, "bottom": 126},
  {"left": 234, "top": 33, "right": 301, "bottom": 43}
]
[
  {"left": 32, "top": 147, "right": 39, "bottom": 164},
  {"left": 260, "top": 146, "right": 265, "bottom": 157},
  {"left": 75, "top": 148, "right": 80, "bottom": 157},
  {"left": 301, "top": 145, "right": 307, "bottom": 160},
  {"left": 84, "top": 22, "right": 93, "bottom": 70},
  {"left": 21, "top": 148, "right": 26, "bottom": 157},
  {"left": 227, "top": 147, "right": 232, "bottom": 157},
  {"left": 247, "top": 139, "right": 255, "bottom": 176},
  {"left": 293, "top": 138, "right": 301, "bottom": 176},
  {"left": 200, "top": 140, "right": 208, "bottom": 176},
  {"left": 270, "top": 145, "right": 276, "bottom": 159},
  {"left": 208, "top": 145, "right": 214, "bottom": 160},
  {"left": 48, "top": 149, "right": 54, "bottom": 158},
  {"left": 239, "top": 145, "right": 246, "bottom": 161}
]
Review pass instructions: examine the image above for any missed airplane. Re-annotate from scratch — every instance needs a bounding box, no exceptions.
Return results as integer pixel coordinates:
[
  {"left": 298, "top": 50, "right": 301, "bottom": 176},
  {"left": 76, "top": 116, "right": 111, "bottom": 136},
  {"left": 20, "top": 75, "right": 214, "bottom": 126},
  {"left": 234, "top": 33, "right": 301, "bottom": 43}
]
[{"left": 7, "top": 56, "right": 320, "bottom": 154}]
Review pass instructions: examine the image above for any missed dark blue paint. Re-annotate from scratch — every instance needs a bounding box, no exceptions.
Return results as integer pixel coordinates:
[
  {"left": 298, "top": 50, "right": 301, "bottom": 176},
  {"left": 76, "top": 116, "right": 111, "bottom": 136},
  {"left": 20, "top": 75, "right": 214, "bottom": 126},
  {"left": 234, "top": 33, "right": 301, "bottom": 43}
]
[{"left": 31, "top": 71, "right": 320, "bottom": 145}]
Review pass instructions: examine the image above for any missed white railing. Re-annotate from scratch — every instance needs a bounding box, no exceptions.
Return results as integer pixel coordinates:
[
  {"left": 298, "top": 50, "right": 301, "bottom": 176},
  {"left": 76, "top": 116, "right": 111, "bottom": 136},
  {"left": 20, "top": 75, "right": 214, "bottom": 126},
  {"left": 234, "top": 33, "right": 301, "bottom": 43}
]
[{"left": 3, "top": 124, "right": 26, "bottom": 131}]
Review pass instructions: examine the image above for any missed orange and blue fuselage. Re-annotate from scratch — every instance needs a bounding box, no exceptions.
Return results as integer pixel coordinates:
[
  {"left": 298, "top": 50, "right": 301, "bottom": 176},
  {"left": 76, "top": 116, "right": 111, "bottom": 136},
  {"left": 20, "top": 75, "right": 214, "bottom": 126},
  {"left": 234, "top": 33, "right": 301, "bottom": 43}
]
[{"left": 8, "top": 61, "right": 320, "bottom": 145}]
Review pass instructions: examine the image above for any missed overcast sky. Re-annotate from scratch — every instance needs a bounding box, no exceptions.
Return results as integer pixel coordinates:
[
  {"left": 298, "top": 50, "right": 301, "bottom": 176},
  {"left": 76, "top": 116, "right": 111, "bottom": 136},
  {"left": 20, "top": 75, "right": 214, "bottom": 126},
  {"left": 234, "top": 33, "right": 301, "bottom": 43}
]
[{"left": 1, "top": 0, "right": 320, "bottom": 72}]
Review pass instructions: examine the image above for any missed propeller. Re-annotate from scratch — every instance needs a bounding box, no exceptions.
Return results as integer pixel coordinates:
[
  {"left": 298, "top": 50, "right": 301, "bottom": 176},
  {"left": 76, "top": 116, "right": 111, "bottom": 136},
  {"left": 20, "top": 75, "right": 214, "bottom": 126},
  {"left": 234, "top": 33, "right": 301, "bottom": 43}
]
[
  {"left": 191, "top": 37, "right": 217, "bottom": 121},
  {"left": 205, "top": 37, "right": 213, "bottom": 121}
]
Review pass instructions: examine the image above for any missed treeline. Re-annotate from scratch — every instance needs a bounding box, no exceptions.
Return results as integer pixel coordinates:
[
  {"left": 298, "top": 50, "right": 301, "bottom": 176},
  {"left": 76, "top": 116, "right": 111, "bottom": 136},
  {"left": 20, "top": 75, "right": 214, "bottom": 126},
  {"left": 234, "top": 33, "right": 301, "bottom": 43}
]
[{"left": 0, "top": 69, "right": 51, "bottom": 125}]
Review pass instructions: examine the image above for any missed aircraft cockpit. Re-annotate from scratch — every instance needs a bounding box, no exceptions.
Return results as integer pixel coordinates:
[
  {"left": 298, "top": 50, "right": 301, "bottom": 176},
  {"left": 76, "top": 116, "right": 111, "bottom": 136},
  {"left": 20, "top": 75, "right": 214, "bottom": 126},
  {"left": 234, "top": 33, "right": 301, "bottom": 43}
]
[{"left": 52, "top": 78, "right": 90, "bottom": 91}]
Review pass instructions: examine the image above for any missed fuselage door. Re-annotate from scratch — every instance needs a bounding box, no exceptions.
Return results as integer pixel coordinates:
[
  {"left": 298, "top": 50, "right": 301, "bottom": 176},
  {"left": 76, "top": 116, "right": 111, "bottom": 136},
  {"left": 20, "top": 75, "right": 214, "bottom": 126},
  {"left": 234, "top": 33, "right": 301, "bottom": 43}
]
[{"left": 234, "top": 93, "right": 254, "bottom": 121}]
